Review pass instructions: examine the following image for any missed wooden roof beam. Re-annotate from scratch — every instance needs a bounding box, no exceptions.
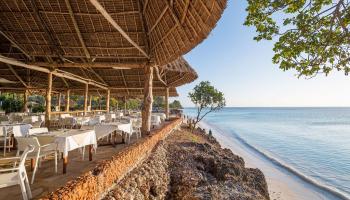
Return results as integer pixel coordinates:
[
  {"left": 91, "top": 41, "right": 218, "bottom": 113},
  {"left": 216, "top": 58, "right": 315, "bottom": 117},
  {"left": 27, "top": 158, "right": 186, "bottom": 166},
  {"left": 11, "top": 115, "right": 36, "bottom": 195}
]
[
  {"left": 28, "top": 62, "right": 144, "bottom": 69},
  {"left": 120, "top": 70, "right": 130, "bottom": 95},
  {"left": 181, "top": 0, "right": 191, "bottom": 24},
  {"left": 87, "top": 67, "right": 108, "bottom": 85},
  {"left": 143, "top": 0, "right": 149, "bottom": 14},
  {"left": 61, "top": 77, "right": 70, "bottom": 87},
  {"left": 65, "top": 0, "right": 91, "bottom": 59},
  {"left": 89, "top": 0, "right": 149, "bottom": 58},
  {"left": 0, "top": 31, "right": 32, "bottom": 60},
  {"left": 0, "top": 55, "right": 108, "bottom": 90},
  {"left": 154, "top": 66, "right": 167, "bottom": 86},
  {"left": 30, "top": 0, "right": 64, "bottom": 60},
  {"left": 6, "top": 64, "right": 28, "bottom": 88},
  {"left": 165, "top": 0, "right": 181, "bottom": 26}
]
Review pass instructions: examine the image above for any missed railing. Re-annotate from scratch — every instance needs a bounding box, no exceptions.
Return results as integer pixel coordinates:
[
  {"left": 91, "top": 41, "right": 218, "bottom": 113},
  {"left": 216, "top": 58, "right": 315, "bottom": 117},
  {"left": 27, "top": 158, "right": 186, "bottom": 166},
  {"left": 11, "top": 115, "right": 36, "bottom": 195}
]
[{"left": 50, "top": 110, "right": 107, "bottom": 116}]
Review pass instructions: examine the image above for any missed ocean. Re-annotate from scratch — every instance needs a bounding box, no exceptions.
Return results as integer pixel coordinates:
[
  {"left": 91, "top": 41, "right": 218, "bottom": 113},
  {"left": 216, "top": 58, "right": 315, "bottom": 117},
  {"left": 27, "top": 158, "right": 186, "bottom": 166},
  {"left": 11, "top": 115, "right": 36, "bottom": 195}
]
[{"left": 184, "top": 107, "right": 350, "bottom": 200}]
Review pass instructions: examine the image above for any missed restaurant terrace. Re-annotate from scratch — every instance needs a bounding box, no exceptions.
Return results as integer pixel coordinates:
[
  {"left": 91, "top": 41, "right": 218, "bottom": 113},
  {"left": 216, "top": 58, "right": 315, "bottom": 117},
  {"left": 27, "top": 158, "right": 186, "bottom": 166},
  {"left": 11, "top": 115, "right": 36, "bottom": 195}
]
[{"left": 0, "top": 0, "right": 226, "bottom": 199}]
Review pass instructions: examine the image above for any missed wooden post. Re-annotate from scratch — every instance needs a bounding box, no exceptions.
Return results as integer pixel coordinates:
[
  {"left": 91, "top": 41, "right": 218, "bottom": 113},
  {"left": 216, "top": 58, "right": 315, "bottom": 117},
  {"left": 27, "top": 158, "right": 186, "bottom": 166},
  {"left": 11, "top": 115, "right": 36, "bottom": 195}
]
[
  {"left": 124, "top": 96, "right": 127, "bottom": 114},
  {"left": 141, "top": 64, "right": 154, "bottom": 135},
  {"left": 23, "top": 90, "right": 28, "bottom": 112},
  {"left": 65, "top": 89, "right": 70, "bottom": 112},
  {"left": 84, "top": 83, "right": 88, "bottom": 116},
  {"left": 89, "top": 95, "right": 92, "bottom": 111},
  {"left": 45, "top": 73, "right": 52, "bottom": 127},
  {"left": 165, "top": 87, "right": 169, "bottom": 120},
  {"left": 106, "top": 89, "right": 110, "bottom": 112},
  {"left": 57, "top": 93, "right": 61, "bottom": 111}
]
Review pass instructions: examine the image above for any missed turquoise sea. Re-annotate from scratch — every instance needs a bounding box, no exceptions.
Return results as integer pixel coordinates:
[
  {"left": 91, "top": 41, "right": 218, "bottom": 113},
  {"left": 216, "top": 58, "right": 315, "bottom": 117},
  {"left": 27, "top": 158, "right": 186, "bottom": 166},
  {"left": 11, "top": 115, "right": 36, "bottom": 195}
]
[{"left": 184, "top": 107, "right": 350, "bottom": 200}]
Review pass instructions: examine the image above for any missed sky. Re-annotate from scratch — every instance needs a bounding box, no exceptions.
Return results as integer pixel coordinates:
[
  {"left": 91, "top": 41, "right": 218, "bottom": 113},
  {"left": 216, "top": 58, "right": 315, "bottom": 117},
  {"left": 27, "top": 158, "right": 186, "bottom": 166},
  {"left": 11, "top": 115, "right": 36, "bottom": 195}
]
[{"left": 172, "top": 0, "right": 350, "bottom": 107}]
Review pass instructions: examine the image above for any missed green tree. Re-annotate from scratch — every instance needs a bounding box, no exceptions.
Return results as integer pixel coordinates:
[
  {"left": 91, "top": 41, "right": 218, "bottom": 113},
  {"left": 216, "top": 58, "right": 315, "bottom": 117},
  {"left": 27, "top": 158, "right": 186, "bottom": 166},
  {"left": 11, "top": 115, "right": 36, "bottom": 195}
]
[
  {"left": 188, "top": 81, "right": 225, "bottom": 132},
  {"left": 244, "top": 0, "right": 350, "bottom": 77},
  {"left": 0, "top": 93, "right": 24, "bottom": 113},
  {"left": 153, "top": 96, "right": 164, "bottom": 111},
  {"left": 126, "top": 99, "right": 141, "bottom": 110},
  {"left": 169, "top": 100, "right": 183, "bottom": 109},
  {"left": 28, "top": 95, "right": 45, "bottom": 113}
]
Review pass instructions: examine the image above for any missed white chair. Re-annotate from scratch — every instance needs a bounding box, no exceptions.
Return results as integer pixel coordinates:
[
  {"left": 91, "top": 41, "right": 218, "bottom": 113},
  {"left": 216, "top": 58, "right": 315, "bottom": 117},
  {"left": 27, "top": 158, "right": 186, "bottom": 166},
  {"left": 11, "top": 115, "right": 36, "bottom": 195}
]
[
  {"left": 16, "top": 137, "right": 57, "bottom": 184},
  {"left": 31, "top": 120, "right": 44, "bottom": 128},
  {"left": 28, "top": 128, "right": 49, "bottom": 136},
  {"left": 0, "top": 126, "right": 14, "bottom": 156},
  {"left": 0, "top": 145, "right": 34, "bottom": 200},
  {"left": 132, "top": 121, "right": 142, "bottom": 139}
]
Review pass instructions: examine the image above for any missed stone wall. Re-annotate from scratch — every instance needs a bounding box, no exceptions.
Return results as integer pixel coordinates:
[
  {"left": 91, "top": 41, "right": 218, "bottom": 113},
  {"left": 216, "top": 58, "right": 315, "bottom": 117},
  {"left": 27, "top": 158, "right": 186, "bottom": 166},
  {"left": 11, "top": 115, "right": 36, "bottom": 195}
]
[{"left": 42, "top": 118, "right": 182, "bottom": 200}]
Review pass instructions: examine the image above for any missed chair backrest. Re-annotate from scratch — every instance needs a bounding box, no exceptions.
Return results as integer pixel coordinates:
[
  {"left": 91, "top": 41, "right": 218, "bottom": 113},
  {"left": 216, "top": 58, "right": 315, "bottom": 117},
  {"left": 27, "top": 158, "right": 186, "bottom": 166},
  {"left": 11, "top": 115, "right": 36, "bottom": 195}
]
[
  {"left": 16, "top": 137, "right": 40, "bottom": 152},
  {"left": 28, "top": 128, "right": 48, "bottom": 135},
  {"left": 19, "top": 145, "right": 35, "bottom": 167},
  {"left": 0, "top": 115, "right": 8, "bottom": 122},
  {"left": 62, "top": 117, "right": 75, "bottom": 126},
  {"left": 31, "top": 120, "right": 43, "bottom": 128},
  {"left": 0, "top": 121, "right": 9, "bottom": 125},
  {"left": 1, "top": 126, "right": 13, "bottom": 137}
]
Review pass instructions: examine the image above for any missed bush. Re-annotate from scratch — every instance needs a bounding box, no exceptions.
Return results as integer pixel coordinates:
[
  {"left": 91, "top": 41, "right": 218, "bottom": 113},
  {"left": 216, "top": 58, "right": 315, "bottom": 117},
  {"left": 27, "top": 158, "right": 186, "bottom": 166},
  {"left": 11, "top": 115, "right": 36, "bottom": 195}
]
[{"left": 32, "top": 105, "right": 45, "bottom": 113}]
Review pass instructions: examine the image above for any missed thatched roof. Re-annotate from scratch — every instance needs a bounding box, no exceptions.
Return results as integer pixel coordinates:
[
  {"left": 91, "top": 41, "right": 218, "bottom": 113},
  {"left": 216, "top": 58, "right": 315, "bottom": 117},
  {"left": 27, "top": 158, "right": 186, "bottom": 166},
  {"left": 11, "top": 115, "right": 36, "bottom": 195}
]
[
  {"left": 0, "top": 57, "right": 195, "bottom": 97},
  {"left": 0, "top": 0, "right": 227, "bottom": 67}
]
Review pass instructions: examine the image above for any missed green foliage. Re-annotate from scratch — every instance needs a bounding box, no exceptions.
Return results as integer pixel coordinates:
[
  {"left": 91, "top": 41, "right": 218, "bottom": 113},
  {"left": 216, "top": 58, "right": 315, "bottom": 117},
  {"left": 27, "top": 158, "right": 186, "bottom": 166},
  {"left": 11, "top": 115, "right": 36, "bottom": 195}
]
[
  {"left": 153, "top": 96, "right": 165, "bottom": 111},
  {"left": 188, "top": 81, "right": 225, "bottom": 130},
  {"left": 32, "top": 105, "right": 45, "bottom": 113},
  {"left": 0, "top": 93, "right": 24, "bottom": 113},
  {"left": 244, "top": 0, "right": 350, "bottom": 77},
  {"left": 126, "top": 99, "right": 141, "bottom": 110},
  {"left": 28, "top": 95, "right": 45, "bottom": 113},
  {"left": 169, "top": 100, "right": 183, "bottom": 109}
]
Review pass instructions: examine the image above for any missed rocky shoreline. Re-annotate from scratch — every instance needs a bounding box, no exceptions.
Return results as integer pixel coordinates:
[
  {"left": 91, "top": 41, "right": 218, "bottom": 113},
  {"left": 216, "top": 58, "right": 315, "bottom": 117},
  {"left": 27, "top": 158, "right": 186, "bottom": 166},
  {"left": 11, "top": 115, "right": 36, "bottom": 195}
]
[{"left": 103, "top": 127, "right": 270, "bottom": 200}]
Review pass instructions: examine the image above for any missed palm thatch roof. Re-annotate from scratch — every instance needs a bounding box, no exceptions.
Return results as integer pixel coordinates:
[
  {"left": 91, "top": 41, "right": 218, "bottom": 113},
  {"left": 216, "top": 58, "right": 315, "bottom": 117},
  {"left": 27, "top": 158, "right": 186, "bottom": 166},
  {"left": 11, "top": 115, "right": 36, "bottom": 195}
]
[{"left": 0, "top": 0, "right": 227, "bottom": 67}]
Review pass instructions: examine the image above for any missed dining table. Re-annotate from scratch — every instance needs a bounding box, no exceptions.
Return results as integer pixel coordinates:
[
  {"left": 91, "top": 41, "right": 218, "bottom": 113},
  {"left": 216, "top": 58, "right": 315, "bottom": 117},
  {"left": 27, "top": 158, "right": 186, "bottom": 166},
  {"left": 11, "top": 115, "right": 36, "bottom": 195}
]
[
  {"left": 94, "top": 121, "right": 133, "bottom": 144},
  {"left": 36, "top": 129, "right": 97, "bottom": 174},
  {"left": 22, "top": 115, "right": 39, "bottom": 124},
  {"left": 0, "top": 123, "right": 32, "bottom": 137},
  {"left": 89, "top": 115, "right": 106, "bottom": 125}
]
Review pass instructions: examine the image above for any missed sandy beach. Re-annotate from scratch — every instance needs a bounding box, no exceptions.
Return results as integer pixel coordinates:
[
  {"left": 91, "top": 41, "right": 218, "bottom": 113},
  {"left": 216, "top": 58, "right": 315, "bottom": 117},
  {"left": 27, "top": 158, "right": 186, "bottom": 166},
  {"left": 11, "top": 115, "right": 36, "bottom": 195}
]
[{"left": 198, "top": 121, "right": 343, "bottom": 200}]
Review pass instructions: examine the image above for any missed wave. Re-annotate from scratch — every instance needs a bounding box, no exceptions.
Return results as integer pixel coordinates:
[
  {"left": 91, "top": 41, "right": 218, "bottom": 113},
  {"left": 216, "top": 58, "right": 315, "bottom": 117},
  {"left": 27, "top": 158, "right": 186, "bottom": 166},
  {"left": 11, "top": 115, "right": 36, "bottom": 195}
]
[{"left": 199, "top": 120, "right": 350, "bottom": 200}]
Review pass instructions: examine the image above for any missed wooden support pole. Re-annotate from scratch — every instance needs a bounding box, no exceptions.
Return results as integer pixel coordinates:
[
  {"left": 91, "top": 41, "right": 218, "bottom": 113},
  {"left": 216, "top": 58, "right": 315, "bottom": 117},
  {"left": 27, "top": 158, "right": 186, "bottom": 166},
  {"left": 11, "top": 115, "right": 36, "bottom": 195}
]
[
  {"left": 65, "top": 89, "right": 70, "bottom": 112},
  {"left": 23, "top": 90, "right": 28, "bottom": 112},
  {"left": 141, "top": 65, "right": 154, "bottom": 135},
  {"left": 45, "top": 73, "right": 53, "bottom": 127},
  {"left": 165, "top": 87, "right": 169, "bottom": 120},
  {"left": 84, "top": 84, "right": 88, "bottom": 116},
  {"left": 124, "top": 96, "right": 127, "bottom": 114},
  {"left": 57, "top": 93, "right": 61, "bottom": 111},
  {"left": 106, "top": 89, "right": 110, "bottom": 112},
  {"left": 89, "top": 95, "right": 92, "bottom": 111}
]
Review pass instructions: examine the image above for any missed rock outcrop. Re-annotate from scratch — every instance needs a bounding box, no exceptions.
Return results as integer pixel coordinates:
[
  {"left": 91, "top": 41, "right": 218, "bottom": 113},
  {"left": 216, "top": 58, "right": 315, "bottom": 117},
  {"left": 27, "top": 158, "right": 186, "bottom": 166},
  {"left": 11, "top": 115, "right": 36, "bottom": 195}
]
[{"left": 103, "top": 128, "right": 270, "bottom": 200}]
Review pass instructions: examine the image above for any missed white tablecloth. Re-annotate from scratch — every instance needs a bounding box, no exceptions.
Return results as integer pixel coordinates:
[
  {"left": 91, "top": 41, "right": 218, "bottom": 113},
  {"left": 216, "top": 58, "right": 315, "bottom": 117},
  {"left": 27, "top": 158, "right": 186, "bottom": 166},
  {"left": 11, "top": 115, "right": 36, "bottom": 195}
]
[
  {"left": 115, "top": 112, "right": 124, "bottom": 117},
  {"left": 89, "top": 115, "right": 106, "bottom": 125},
  {"left": 103, "top": 122, "right": 132, "bottom": 135},
  {"left": 0, "top": 123, "right": 32, "bottom": 137},
  {"left": 37, "top": 129, "right": 97, "bottom": 157},
  {"left": 60, "top": 114, "right": 71, "bottom": 119},
  {"left": 75, "top": 117, "right": 90, "bottom": 125},
  {"left": 22, "top": 116, "right": 39, "bottom": 123}
]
